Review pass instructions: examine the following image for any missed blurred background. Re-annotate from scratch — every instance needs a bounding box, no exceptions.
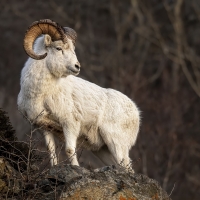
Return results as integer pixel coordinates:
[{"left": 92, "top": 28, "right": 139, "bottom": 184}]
[{"left": 0, "top": 0, "right": 200, "bottom": 199}]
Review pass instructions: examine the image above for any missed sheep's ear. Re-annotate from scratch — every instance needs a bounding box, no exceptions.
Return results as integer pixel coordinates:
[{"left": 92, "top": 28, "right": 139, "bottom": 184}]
[{"left": 44, "top": 34, "right": 52, "bottom": 47}]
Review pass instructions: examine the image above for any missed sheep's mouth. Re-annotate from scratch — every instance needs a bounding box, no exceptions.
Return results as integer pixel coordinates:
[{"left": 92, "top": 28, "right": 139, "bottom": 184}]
[
  {"left": 71, "top": 69, "right": 79, "bottom": 73},
  {"left": 68, "top": 66, "right": 80, "bottom": 75}
]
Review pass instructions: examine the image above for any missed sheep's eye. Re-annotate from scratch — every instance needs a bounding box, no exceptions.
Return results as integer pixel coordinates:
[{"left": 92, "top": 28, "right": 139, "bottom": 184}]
[{"left": 56, "top": 47, "right": 62, "bottom": 51}]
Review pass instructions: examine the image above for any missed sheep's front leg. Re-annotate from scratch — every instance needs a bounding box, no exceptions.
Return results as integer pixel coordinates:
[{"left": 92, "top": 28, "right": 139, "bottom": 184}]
[
  {"left": 63, "top": 126, "right": 79, "bottom": 166},
  {"left": 43, "top": 131, "right": 58, "bottom": 166}
]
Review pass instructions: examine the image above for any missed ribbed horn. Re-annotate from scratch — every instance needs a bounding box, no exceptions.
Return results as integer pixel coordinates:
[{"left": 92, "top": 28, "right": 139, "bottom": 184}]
[
  {"left": 24, "top": 19, "right": 66, "bottom": 60},
  {"left": 64, "top": 27, "right": 77, "bottom": 45}
]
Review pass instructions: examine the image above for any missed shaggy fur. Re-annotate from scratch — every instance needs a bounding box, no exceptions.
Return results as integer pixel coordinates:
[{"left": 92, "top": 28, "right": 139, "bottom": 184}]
[{"left": 18, "top": 34, "right": 140, "bottom": 169}]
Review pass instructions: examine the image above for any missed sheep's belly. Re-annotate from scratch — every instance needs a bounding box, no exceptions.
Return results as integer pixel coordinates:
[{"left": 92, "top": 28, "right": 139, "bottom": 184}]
[
  {"left": 77, "top": 125, "right": 104, "bottom": 151},
  {"left": 77, "top": 136, "right": 103, "bottom": 151},
  {"left": 35, "top": 117, "right": 104, "bottom": 150}
]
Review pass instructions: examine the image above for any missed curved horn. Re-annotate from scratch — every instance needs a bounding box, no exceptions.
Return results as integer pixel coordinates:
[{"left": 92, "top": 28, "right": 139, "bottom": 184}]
[
  {"left": 24, "top": 19, "right": 66, "bottom": 60},
  {"left": 64, "top": 27, "right": 77, "bottom": 45}
]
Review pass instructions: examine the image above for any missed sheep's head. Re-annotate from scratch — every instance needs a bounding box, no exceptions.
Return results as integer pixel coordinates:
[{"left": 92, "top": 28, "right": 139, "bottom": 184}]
[{"left": 24, "top": 19, "right": 80, "bottom": 77}]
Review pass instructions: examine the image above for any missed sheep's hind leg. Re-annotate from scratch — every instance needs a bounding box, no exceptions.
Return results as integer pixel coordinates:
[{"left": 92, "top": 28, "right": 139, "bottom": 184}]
[
  {"left": 92, "top": 145, "right": 117, "bottom": 166},
  {"left": 43, "top": 131, "right": 58, "bottom": 166},
  {"left": 108, "top": 143, "right": 133, "bottom": 170},
  {"left": 100, "top": 130, "right": 133, "bottom": 170}
]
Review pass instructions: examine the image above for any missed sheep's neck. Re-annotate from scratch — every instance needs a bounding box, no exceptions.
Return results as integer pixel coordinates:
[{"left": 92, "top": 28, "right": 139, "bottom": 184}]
[{"left": 23, "top": 61, "right": 57, "bottom": 98}]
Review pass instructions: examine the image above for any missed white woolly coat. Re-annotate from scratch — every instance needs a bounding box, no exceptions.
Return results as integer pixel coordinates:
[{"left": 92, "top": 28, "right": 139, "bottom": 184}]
[{"left": 18, "top": 36, "right": 140, "bottom": 167}]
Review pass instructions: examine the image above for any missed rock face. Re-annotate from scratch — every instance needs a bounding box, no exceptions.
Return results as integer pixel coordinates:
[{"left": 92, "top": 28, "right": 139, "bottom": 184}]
[
  {"left": 38, "top": 165, "right": 171, "bottom": 200},
  {"left": 0, "top": 108, "right": 171, "bottom": 199},
  {"left": 0, "top": 160, "right": 171, "bottom": 200}
]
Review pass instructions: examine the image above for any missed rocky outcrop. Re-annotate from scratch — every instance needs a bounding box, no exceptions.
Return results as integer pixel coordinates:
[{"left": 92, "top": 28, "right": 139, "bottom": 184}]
[{"left": 0, "top": 159, "right": 171, "bottom": 200}]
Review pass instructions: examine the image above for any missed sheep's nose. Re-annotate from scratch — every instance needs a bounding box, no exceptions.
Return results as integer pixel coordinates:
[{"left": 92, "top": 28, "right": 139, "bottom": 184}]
[{"left": 75, "top": 62, "right": 81, "bottom": 71}]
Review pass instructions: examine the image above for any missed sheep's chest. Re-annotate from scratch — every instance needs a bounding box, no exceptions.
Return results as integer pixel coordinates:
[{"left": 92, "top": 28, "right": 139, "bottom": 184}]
[{"left": 34, "top": 113, "right": 64, "bottom": 139}]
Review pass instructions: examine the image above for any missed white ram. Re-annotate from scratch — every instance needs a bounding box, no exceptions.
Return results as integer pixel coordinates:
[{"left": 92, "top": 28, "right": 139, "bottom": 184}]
[{"left": 18, "top": 19, "right": 140, "bottom": 170}]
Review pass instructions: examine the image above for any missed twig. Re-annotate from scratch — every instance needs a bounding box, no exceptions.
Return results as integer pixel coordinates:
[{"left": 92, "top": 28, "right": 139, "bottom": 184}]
[{"left": 169, "top": 183, "right": 176, "bottom": 197}]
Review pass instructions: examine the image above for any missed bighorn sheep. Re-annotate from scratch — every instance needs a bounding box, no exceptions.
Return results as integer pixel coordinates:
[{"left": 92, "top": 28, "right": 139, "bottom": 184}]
[{"left": 18, "top": 19, "right": 140, "bottom": 170}]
